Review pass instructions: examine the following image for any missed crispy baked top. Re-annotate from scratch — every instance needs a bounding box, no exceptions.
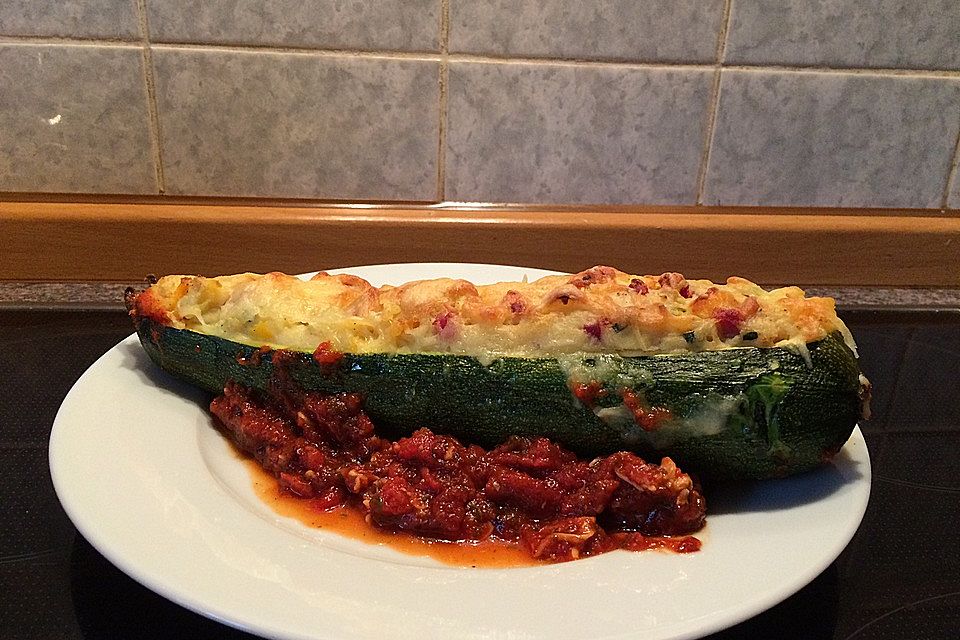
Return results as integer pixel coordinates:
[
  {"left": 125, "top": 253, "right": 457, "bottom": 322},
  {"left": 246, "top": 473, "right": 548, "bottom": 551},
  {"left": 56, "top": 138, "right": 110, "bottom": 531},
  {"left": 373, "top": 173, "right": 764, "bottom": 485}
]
[{"left": 133, "top": 266, "right": 855, "bottom": 360}]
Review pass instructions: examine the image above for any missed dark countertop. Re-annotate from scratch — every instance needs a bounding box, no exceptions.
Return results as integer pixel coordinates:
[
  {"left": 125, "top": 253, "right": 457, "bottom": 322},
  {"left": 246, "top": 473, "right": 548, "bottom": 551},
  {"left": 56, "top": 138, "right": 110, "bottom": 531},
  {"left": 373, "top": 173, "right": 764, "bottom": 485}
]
[{"left": 2, "top": 307, "right": 958, "bottom": 639}]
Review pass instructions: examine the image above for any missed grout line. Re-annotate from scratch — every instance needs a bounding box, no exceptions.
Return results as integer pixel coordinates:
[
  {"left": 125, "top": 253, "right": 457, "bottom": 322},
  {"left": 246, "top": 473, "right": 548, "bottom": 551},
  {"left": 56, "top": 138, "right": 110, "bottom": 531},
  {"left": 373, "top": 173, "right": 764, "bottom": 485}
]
[
  {"left": 722, "top": 64, "right": 960, "bottom": 78},
  {"left": 150, "top": 42, "right": 442, "bottom": 61},
  {"left": 136, "top": 1, "right": 166, "bottom": 194},
  {"left": 695, "top": 0, "right": 734, "bottom": 205},
  {"left": 717, "top": 0, "right": 734, "bottom": 65},
  {"left": 1, "top": 33, "right": 959, "bottom": 77},
  {"left": 436, "top": 0, "right": 450, "bottom": 201},
  {"left": 449, "top": 52, "right": 713, "bottom": 70},
  {"left": 941, "top": 113, "right": 960, "bottom": 209},
  {"left": 0, "top": 35, "right": 140, "bottom": 47}
]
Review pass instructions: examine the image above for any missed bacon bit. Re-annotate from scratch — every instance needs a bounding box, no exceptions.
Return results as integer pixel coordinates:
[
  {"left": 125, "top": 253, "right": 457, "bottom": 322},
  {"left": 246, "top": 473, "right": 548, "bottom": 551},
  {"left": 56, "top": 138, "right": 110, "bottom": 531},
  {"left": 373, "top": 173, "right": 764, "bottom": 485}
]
[
  {"left": 628, "top": 278, "right": 649, "bottom": 294},
  {"left": 570, "top": 266, "right": 617, "bottom": 288},
  {"left": 583, "top": 320, "right": 605, "bottom": 341},
  {"left": 658, "top": 272, "right": 686, "bottom": 289},
  {"left": 503, "top": 290, "right": 527, "bottom": 314},
  {"left": 432, "top": 311, "right": 458, "bottom": 340},
  {"left": 739, "top": 296, "right": 761, "bottom": 318},
  {"left": 657, "top": 272, "right": 692, "bottom": 298},
  {"left": 571, "top": 381, "right": 606, "bottom": 407},
  {"left": 712, "top": 308, "right": 745, "bottom": 340},
  {"left": 312, "top": 341, "right": 344, "bottom": 366},
  {"left": 621, "top": 390, "right": 672, "bottom": 431}
]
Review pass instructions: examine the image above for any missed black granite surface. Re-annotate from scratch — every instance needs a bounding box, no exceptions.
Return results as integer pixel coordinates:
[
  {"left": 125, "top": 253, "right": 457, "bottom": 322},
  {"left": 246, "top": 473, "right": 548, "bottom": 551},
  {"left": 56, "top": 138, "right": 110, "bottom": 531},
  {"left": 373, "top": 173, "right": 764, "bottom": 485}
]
[{"left": 1, "top": 308, "right": 958, "bottom": 640}]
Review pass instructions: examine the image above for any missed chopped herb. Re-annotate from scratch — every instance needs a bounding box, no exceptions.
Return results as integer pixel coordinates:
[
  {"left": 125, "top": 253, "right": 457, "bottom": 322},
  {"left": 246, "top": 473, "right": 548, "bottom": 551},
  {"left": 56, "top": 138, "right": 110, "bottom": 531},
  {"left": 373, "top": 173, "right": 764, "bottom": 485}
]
[
  {"left": 742, "top": 331, "right": 758, "bottom": 341},
  {"left": 748, "top": 373, "right": 794, "bottom": 451},
  {"left": 683, "top": 331, "right": 697, "bottom": 343},
  {"left": 611, "top": 323, "right": 627, "bottom": 333}
]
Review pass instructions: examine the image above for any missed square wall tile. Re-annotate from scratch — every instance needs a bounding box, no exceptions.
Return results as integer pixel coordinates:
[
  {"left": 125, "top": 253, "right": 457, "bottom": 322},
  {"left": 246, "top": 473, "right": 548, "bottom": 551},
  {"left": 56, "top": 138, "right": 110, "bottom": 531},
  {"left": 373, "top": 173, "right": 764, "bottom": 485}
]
[
  {"left": 153, "top": 48, "right": 439, "bottom": 200},
  {"left": 148, "top": 0, "right": 438, "bottom": 51},
  {"left": 725, "top": 0, "right": 960, "bottom": 70},
  {"left": 0, "top": 44, "right": 156, "bottom": 194},
  {"left": 0, "top": 1, "right": 139, "bottom": 39},
  {"left": 450, "top": 0, "right": 725, "bottom": 63},
  {"left": 445, "top": 62, "right": 713, "bottom": 204},
  {"left": 703, "top": 70, "right": 960, "bottom": 207}
]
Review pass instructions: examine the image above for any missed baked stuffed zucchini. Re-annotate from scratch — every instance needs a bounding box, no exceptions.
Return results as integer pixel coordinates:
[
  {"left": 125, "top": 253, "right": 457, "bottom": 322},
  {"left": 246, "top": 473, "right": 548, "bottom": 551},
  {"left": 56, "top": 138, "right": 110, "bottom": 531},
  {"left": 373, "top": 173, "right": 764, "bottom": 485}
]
[{"left": 127, "top": 266, "right": 870, "bottom": 480}]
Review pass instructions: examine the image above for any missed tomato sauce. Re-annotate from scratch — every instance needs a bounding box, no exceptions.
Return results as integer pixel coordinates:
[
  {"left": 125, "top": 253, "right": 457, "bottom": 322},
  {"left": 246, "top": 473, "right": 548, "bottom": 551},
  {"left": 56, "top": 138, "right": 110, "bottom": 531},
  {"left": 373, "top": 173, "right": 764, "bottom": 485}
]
[
  {"left": 243, "top": 457, "right": 536, "bottom": 567},
  {"left": 210, "top": 373, "right": 705, "bottom": 564}
]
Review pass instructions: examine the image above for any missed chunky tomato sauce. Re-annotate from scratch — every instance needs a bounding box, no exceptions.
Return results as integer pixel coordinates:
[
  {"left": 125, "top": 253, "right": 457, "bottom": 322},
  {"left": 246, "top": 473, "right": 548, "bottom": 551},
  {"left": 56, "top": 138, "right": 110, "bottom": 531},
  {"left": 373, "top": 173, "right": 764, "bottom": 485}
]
[
  {"left": 244, "top": 458, "right": 537, "bottom": 567},
  {"left": 210, "top": 375, "right": 705, "bottom": 563}
]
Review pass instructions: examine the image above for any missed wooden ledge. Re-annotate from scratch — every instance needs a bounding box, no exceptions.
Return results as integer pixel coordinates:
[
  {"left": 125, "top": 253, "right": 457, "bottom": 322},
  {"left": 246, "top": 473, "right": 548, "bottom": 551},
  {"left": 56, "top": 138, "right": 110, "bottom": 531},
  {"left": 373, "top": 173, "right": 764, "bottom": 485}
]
[{"left": 2, "top": 201, "right": 958, "bottom": 285}]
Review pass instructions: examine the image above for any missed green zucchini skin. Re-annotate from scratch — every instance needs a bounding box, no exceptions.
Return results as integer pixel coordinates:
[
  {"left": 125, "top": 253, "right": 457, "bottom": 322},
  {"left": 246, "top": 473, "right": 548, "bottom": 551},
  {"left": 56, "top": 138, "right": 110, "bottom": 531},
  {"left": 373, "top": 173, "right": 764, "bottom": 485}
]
[{"left": 135, "top": 317, "right": 864, "bottom": 480}]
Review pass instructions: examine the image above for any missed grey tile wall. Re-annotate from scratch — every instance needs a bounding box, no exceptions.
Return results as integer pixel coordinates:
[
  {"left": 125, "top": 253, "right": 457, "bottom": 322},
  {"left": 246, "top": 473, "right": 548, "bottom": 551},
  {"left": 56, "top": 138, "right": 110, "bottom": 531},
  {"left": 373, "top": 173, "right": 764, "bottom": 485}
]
[
  {"left": 0, "top": 0, "right": 958, "bottom": 207},
  {"left": 703, "top": 70, "right": 960, "bottom": 208},
  {"left": 0, "top": 0, "right": 139, "bottom": 39},
  {"left": 725, "top": 0, "right": 960, "bottom": 71},
  {"left": 446, "top": 62, "right": 712, "bottom": 204},
  {"left": 152, "top": 48, "right": 438, "bottom": 200},
  {"left": 147, "top": 0, "right": 439, "bottom": 52},
  {"left": 0, "top": 44, "right": 156, "bottom": 194},
  {"left": 450, "top": 0, "right": 726, "bottom": 63}
]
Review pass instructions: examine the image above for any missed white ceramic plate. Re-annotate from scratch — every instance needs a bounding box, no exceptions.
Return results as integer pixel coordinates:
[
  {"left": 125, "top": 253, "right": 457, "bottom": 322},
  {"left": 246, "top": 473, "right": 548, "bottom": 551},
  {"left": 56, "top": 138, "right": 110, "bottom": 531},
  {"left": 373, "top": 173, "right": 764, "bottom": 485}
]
[{"left": 50, "top": 263, "right": 871, "bottom": 640}]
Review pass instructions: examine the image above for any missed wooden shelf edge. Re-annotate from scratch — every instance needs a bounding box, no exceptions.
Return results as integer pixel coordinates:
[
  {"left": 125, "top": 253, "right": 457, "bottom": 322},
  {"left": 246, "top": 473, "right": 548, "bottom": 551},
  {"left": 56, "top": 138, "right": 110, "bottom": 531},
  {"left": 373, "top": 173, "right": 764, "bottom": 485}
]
[{"left": 3, "top": 201, "right": 958, "bottom": 286}]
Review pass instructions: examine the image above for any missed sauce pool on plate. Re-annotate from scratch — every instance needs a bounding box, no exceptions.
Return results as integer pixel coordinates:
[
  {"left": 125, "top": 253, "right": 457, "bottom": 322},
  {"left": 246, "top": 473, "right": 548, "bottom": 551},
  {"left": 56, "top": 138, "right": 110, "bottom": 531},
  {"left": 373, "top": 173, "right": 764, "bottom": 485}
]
[{"left": 242, "top": 456, "right": 537, "bottom": 568}]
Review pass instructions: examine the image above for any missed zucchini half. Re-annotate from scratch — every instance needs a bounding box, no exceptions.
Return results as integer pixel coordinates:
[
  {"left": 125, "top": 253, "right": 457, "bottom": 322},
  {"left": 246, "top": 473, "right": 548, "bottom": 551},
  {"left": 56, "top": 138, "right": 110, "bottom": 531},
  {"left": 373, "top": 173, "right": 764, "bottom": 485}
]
[{"left": 133, "top": 315, "right": 868, "bottom": 481}]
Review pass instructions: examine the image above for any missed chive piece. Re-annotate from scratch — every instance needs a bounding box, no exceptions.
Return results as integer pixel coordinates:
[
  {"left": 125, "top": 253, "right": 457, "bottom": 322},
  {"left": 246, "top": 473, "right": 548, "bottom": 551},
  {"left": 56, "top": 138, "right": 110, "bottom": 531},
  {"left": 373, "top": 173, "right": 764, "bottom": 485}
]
[
  {"left": 742, "top": 331, "right": 759, "bottom": 341},
  {"left": 611, "top": 322, "right": 627, "bottom": 333},
  {"left": 683, "top": 331, "right": 697, "bottom": 343}
]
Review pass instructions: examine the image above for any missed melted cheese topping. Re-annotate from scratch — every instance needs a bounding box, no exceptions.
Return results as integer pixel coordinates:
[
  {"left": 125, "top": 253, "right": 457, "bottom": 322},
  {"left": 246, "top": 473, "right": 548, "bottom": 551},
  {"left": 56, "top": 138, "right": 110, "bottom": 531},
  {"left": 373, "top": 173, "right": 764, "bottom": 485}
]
[{"left": 136, "top": 266, "right": 856, "bottom": 358}]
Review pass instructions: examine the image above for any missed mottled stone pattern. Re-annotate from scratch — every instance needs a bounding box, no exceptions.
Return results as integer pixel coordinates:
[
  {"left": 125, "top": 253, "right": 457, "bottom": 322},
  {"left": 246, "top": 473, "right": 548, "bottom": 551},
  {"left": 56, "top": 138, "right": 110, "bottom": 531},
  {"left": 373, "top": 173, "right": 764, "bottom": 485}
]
[
  {"left": 152, "top": 49, "right": 438, "bottom": 200},
  {"left": 450, "top": 0, "right": 726, "bottom": 63},
  {"left": 703, "top": 70, "right": 960, "bottom": 208},
  {"left": 0, "top": 44, "right": 156, "bottom": 194},
  {"left": 147, "top": 0, "right": 438, "bottom": 51},
  {"left": 0, "top": 0, "right": 139, "bottom": 39},
  {"left": 1, "top": 0, "right": 959, "bottom": 207},
  {"left": 726, "top": 0, "right": 960, "bottom": 70},
  {"left": 446, "top": 62, "right": 713, "bottom": 204}
]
